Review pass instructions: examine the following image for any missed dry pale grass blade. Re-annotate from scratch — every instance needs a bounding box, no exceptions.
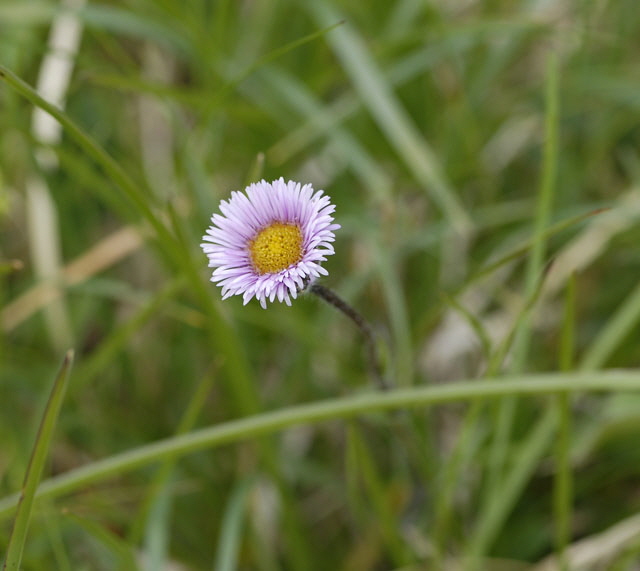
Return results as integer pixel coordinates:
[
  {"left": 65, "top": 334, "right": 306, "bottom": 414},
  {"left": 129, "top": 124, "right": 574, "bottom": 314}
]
[
  {"left": 534, "top": 512, "right": 640, "bottom": 571},
  {"left": 26, "top": 0, "right": 87, "bottom": 351},
  {"left": 25, "top": 175, "right": 72, "bottom": 349},
  {"left": 32, "top": 0, "right": 86, "bottom": 147},
  {"left": 2, "top": 226, "right": 144, "bottom": 332},
  {"left": 421, "top": 189, "right": 634, "bottom": 382},
  {"left": 138, "top": 43, "right": 176, "bottom": 199}
]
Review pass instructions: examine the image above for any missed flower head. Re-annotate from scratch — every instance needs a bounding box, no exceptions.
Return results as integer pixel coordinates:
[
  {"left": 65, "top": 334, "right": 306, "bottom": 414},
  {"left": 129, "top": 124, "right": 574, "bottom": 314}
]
[{"left": 201, "top": 178, "right": 340, "bottom": 308}]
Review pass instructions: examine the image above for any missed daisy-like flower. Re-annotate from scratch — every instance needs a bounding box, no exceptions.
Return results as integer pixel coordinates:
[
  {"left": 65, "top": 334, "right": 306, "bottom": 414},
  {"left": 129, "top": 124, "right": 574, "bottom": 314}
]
[{"left": 201, "top": 178, "right": 340, "bottom": 308}]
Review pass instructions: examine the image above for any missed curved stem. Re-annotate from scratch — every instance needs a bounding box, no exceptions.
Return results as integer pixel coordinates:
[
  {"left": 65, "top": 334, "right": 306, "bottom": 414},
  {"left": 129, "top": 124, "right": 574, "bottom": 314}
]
[
  {"left": 1, "top": 371, "right": 639, "bottom": 523},
  {"left": 310, "top": 283, "right": 388, "bottom": 389}
]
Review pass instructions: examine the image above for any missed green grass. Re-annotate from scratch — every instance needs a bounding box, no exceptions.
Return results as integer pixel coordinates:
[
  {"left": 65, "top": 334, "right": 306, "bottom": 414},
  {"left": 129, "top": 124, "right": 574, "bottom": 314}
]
[{"left": 3, "top": 1, "right": 640, "bottom": 569}]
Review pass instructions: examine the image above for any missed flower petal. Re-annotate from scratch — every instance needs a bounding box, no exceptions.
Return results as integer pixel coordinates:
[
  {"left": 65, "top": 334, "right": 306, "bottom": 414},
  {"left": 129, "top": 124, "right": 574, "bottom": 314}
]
[{"left": 201, "top": 179, "right": 339, "bottom": 308}]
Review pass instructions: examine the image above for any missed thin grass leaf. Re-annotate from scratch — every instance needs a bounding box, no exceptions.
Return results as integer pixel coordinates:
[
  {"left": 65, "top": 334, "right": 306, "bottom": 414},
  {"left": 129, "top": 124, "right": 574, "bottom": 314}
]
[
  {"left": 63, "top": 511, "right": 138, "bottom": 570},
  {"left": 72, "top": 278, "right": 185, "bottom": 393},
  {"left": 140, "top": 481, "right": 172, "bottom": 571},
  {"left": 431, "top": 399, "right": 487, "bottom": 564},
  {"left": 230, "top": 20, "right": 344, "bottom": 84},
  {"left": 208, "top": 20, "right": 344, "bottom": 114},
  {"left": 579, "top": 280, "right": 640, "bottom": 371},
  {"left": 463, "top": 208, "right": 607, "bottom": 291},
  {"left": 258, "top": 67, "right": 393, "bottom": 205},
  {"left": 85, "top": 73, "right": 205, "bottom": 106},
  {"left": 466, "top": 406, "right": 558, "bottom": 566},
  {"left": 2, "top": 371, "right": 640, "bottom": 523},
  {"left": 3, "top": 350, "right": 74, "bottom": 571},
  {"left": 536, "top": 511, "right": 640, "bottom": 570},
  {"left": 553, "top": 398, "right": 572, "bottom": 571},
  {"left": 89, "top": 21, "right": 344, "bottom": 114},
  {"left": 374, "top": 241, "right": 413, "bottom": 387},
  {"left": 213, "top": 478, "right": 254, "bottom": 571},
  {"left": 481, "top": 257, "right": 553, "bottom": 524},
  {"left": 131, "top": 368, "right": 224, "bottom": 570},
  {"left": 482, "top": 55, "right": 560, "bottom": 538},
  {"left": 560, "top": 274, "right": 576, "bottom": 374},
  {"left": 0, "top": 64, "right": 181, "bottom": 265},
  {"left": 129, "top": 366, "right": 218, "bottom": 544},
  {"left": 442, "top": 292, "right": 493, "bottom": 362},
  {"left": 42, "top": 503, "right": 72, "bottom": 571},
  {"left": 308, "top": 1, "right": 472, "bottom": 234},
  {"left": 554, "top": 274, "right": 576, "bottom": 570},
  {"left": 345, "top": 421, "right": 366, "bottom": 526},
  {"left": 79, "top": 4, "right": 190, "bottom": 53},
  {"left": 433, "top": 256, "right": 552, "bottom": 555},
  {"left": 347, "top": 424, "right": 411, "bottom": 566},
  {"left": 510, "top": 53, "right": 560, "bottom": 372}
]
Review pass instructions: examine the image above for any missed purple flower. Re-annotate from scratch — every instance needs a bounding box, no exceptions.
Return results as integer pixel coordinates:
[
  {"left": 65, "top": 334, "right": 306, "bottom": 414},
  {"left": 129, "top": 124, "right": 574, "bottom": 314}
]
[{"left": 201, "top": 178, "right": 340, "bottom": 308}]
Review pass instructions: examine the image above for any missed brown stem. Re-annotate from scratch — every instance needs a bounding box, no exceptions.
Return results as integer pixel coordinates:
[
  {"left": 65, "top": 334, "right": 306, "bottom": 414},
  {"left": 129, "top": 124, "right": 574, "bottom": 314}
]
[{"left": 310, "top": 283, "right": 388, "bottom": 390}]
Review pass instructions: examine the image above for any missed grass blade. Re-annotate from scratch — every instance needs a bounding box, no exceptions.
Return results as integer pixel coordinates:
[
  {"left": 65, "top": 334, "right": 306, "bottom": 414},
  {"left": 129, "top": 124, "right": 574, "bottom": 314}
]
[
  {"left": 0, "top": 65, "right": 179, "bottom": 263},
  {"left": 2, "top": 371, "right": 640, "bottom": 524},
  {"left": 554, "top": 274, "right": 576, "bottom": 570},
  {"left": 63, "top": 512, "right": 138, "bottom": 570},
  {"left": 480, "top": 55, "right": 560, "bottom": 552},
  {"left": 346, "top": 424, "right": 410, "bottom": 566},
  {"left": 463, "top": 208, "right": 606, "bottom": 290},
  {"left": 129, "top": 366, "right": 218, "bottom": 544},
  {"left": 308, "top": 1, "right": 471, "bottom": 234},
  {"left": 467, "top": 406, "right": 558, "bottom": 566},
  {"left": 214, "top": 478, "right": 254, "bottom": 571},
  {"left": 580, "top": 279, "right": 640, "bottom": 371},
  {"left": 510, "top": 52, "right": 560, "bottom": 373},
  {"left": 3, "top": 350, "right": 74, "bottom": 571}
]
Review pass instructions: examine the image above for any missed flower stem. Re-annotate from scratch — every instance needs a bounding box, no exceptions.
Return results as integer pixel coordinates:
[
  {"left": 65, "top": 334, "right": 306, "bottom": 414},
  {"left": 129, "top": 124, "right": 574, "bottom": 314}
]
[{"left": 310, "top": 283, "right": 388, "bottom": 390}]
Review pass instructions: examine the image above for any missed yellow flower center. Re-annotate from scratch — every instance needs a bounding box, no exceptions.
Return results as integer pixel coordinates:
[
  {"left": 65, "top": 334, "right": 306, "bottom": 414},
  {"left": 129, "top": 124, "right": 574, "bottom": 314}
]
[{"left": 249, "top": 222, "right": 303, "bottom": 274}]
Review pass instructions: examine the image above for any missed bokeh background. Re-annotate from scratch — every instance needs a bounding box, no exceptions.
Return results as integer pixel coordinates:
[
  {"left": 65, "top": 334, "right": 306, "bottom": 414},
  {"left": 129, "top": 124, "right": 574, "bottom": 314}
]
[{"left": 2, "top": 0, "right": 640, "bottom": 569}]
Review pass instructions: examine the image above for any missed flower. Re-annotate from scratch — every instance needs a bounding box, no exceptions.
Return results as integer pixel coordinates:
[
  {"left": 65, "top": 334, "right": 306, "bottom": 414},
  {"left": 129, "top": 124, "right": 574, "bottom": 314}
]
[{"left": 201, "top": 178, "right": 340, "bottom": 308}]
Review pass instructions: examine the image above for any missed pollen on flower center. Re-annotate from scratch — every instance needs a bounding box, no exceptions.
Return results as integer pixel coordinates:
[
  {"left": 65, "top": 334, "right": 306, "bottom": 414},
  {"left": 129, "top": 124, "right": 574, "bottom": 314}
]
[{"left": 249, "top": 222, "right": 303, "bottom": 274}]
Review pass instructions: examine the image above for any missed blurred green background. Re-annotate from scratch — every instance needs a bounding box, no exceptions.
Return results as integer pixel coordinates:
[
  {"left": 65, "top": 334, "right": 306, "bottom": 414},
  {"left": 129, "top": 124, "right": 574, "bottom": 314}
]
[{"left": 2, "top": 0, "right": 640, "bottom": 569}]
